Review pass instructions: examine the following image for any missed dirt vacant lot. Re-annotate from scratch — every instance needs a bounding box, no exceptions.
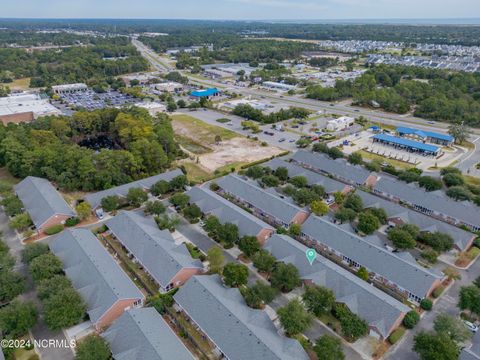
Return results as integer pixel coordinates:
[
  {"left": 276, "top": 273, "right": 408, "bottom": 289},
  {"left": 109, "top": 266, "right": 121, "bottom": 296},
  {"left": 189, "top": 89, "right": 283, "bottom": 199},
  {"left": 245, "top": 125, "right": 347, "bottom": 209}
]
[{"left": 171, "top": 114, "right": 284, "bottom": 177}]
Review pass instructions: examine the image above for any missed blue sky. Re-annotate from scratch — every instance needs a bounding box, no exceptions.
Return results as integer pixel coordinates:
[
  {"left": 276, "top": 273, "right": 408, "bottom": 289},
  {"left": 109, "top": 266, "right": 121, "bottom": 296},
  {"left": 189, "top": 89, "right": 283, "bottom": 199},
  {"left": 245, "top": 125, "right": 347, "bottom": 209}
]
[{"left": 2, "top": 0, "right": 478, "bottom": 20}]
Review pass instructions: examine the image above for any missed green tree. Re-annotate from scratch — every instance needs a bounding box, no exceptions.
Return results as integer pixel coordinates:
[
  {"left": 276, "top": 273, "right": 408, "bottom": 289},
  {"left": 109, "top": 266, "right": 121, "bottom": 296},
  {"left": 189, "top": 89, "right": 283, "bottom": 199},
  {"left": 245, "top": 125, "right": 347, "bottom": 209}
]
[
  {"left": 270, "top": 262, "right": 301, "bottom": 292},
  {"left": 274, "top": 167, "right": 289, "bottom": 181},
  {"left": 183, "top": 204, "right": 202, "bottom": 222},
  {"left": 367, "top": 207, "right": 388, "bottom": 224},
  {"left": 288, "top": 223, "right": 302, "bottom": 237},
  {"left": 101, "top": 195, "right": 121, "bottom": 212},
  {"left": 413, "top": 331, "right": 459, "bottom": 360},
  {"left": 151, "top": 180, "right": 170, "bottom": 196},
  {"left": 419, "top": 176, "right": 443, "bottom": 191},
  {"left": 29, "top": 253, "right": 63, "bottom": 283},
  {"left": 21, "top": 243, "right": 49, "bottom": 264},
  {"left": 243, "top": 282, "right": 277, "bottom": 309},
  {"left": 37, "top": 275, "right": 72, "bottom": 301},
  {"left": 261, "top": 175, "right": 280, "bottom": 188},
  {"left": 217, "top": 223, "right": 239, "bottom": 246},
  {"left": 1, "top": 195, "right": 23, "bottom": 217},
  {"left": 223, "top": 263, "right": 249, "bottom": 287},
  {"left": 289, "top": 176, "right": 309, "bottom": 188},
  {"left": 343, "top": 193, "right": 363, "bottom": 212},
  {"left": 311, "top": 200, "right": 329, "bottom": 216},
  {"left": 252, "top": 250, "right": 276, "bottom": 273},
  {"left": 446, "top": 186, "right": 472, "bottom": 201},
  {"left": 420, "top": 298, "right": 433, "bottom": 311},
  {"left": 207, "top": 247, "right": 225, "bottom": 274},
  {"left": 293, "top": 188, "right": 320, "bottom": 207},
  {"left": 43, "top": 287, "right": 86, "bottom": 330},
  {"left": 75, "top": 202, "right": 92, "bottom": 220},
  {"left": 357, "top": 267, "right": 369, "bottom": 281},
  {"left": 238, "top": 236, "right": 261, "bottom": 258},
  {"left": 169, "top": 175, "right": 188, "bottom": 191},
  {"left": 277, "top": 299, "right": 313, "bottom": 336},
  {"left": 433, "top": 313, "right": 472, "bottom": 343},
  {"left": 448, "top": 122, "right": 469, "bottom": 145},
  {"left": 459, "top": 285, "right": 480, "bottom": 315},
  {"left": 348, "top": 152, "right": 363, "bottom": 165},
  {"left": 443, "top": 173, "right": 465, "bottom": 187},
  {"left": 9, "top": 213, "right": 32, "bottom": 231},
  {"left": 75, "top": 335, "right": 111, "bottom": 360},
  {"left": 388, "top": 228, "right": 416, "bottom": 249},
  {"left": 314, "top": 335, "right": 345, "bottom": 360},
  {"left": 144, "top": 200, "right": 166, "bottom": 215},
  {"left": 126, "top": 187, "right": 148, "bottom": 207},
  {"left": 403, "top": 310, "right": 420, "bottom": 329},
  {"left": 334, "top": 207, "right": 356, "bottom": 223},
  {"left": 245, "top": 166, "right": 265, "bottom": 179},
  {"left": 0, "top": 300, "right": 37, "bottom": 338},
  {"left": 303, "top": 285, "right": 335, "bottom": 316},
  {"left": 169, "top": 193, "right": 190, "bottom": 209},
  {"left": 357, "top": 212, "right": 380, "bottom": 235},
  {"left": 0, "top": 270, "right": 25, "bottom": 302}
]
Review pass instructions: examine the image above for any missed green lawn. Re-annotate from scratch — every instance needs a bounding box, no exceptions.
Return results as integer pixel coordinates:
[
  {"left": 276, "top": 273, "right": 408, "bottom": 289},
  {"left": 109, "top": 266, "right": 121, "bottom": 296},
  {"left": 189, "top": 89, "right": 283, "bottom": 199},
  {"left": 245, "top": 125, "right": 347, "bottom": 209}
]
[
  {"left": 464, "top": 175, "right": 480, "bottom": 187},
  {"left": 181, "top": 162, "right": 215, "bottom": 183},
  {"left": 357, "top": 150, "right": 415, "bottom": 170},
  {"left": 171, "top": 114, "right": 239, "bottom": 146}
]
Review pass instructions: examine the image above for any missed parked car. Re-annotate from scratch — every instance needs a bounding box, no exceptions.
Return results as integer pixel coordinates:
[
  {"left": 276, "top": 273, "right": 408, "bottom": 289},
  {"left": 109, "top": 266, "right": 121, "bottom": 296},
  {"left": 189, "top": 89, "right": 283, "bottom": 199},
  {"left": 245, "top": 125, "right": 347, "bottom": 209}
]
[
  {"left": 278, "top": 138, "right": 286, "bottom": 142},
  {"left": 464, "top": 320, "right": 478, "bottom": 333}
]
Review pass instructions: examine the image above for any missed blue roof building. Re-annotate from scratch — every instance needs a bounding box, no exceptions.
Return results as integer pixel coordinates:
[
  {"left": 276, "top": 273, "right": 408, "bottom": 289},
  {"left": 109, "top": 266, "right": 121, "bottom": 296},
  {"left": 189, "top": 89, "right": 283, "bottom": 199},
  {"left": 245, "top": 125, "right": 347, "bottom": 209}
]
[
  {"left": 396, "top": 126, "right": 454, "bottom": 145},
  {"left": 190, "top": 88, "right": 220, "bottom": 98},
  {"left": 372, "top": 133, "right": 439, "bottom": 154}
]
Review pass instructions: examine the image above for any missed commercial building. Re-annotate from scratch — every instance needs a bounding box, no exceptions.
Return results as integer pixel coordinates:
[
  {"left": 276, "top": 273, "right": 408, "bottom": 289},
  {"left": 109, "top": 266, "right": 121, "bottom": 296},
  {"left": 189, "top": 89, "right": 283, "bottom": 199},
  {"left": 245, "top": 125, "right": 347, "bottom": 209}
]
[
  {"left": 300, "top": 215, "right": 443, "bottom": 303},
  {"left": 190, "top": 88, "right": 220, "bottom": 99},
  {"left": 186, "top": 186, "right": 274, "bottom": 245},
  {"left": 15, "top": 176, "right": 76, "bottom": 233},
  {"left": 291, "top": 150, "right": 378, "bottom": 187},
  {"left": 221, "top": 98, "right": 270, "bottom": 111},
  {"left": 173, "top": 275, "right": 309, "bottom": 360},
  {"left": 216, "top": 174, "right": 309, "bottom": 228},
  {"left": 51, "top": 83, "right": 88, "bottom": 94},
  {"left": 0, "top": 93, "right": 61, "bottom": 124},
  {"left": 50, "top": 229, "right": 144, "bottom": 330},
  {"left": 153, "top": 82, "right": 184, "bottom": 93},
  {"left": 137, "top": 101, "right": 167, "bottom": 116},
  {"left": 265, "top": 234, "right": 410, "bottom": 339},
  {"left": 326, "top": 116, "right": 355, "bottom": 132},
  {"left": 372, "top": 133, "right": 440, "bottom": 156},
  {"left": 396, "top": 126, "right": 454, "bottom": 146},
  {"left": 105, "top": 211, "right": 203, "bottom": 292},
  {"left": 103, "top": 307, "right": 194, "bottom": 360},
  {"left": 84, "top": 169, "right": 184, "bottom": 210},
  {"left": 262, "top": 81, "right": 296, "bottom": 92}
]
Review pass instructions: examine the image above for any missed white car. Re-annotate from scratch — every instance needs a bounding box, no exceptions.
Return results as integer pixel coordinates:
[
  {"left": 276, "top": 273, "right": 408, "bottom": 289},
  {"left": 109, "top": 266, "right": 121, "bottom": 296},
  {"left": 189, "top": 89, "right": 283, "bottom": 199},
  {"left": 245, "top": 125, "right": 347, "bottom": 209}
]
[{"left": 464, "top": 320, "right": 478, "bottom": 333}]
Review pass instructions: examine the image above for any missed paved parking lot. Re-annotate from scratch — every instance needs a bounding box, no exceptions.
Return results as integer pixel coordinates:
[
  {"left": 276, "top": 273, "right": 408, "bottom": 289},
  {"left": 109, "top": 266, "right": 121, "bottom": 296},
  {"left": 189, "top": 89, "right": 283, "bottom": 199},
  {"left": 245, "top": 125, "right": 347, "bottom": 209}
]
[{"left": 56, "top": 90, "right": 139, "bottom": 111}]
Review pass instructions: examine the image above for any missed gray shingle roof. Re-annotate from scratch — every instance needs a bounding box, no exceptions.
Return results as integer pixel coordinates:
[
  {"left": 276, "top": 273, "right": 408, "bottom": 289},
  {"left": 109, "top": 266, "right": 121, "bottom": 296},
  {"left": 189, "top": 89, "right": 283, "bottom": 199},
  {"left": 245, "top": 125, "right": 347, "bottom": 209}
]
[
  {"left": 50, "top": 229, "right": 144, "bottom": 324},
  {"left": 291, "top": 150, "right": 373, "bottom": 185},
  {"left": 102, "top": 307, "right": 194, "bottom": 360},
  {"left": 174, "top": 275, "right": 309, "bottom": 360},
  {"left": 105, "top": 211, "right": 202, "bottom": 289},
  {"left": 84, "top": 169, "right": 184, "bottom": 209},
  {"left": 216, "top": 174, "right": 305, "bottom": 225},
  {"left": 374, "top": 176, "right": 480, "bottom": 229},
  {"left": 302, "top": 215, "right": 442, "bottom": 298},
  {"left": 265, "top": 158, "right": 349, "bottom": 194},
  {"left": 265, "top": 234, "right": 410, "bottom": 338},
  {"left": 186, "top": 187, "right": 273, "bottom": 238},
  {"left": 358, "top": 190, "right": 475, "bottom": 251},
  {"left": 15, "top": 176, "right": 75, "bottom": 229}
]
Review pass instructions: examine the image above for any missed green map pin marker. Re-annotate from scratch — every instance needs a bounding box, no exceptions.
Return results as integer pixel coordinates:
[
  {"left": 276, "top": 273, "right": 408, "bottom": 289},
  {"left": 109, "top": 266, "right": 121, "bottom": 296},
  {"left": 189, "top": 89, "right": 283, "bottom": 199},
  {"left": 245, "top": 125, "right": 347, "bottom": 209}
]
[{"left": 306, "top": 248, "right": 317, "bottom": 265}]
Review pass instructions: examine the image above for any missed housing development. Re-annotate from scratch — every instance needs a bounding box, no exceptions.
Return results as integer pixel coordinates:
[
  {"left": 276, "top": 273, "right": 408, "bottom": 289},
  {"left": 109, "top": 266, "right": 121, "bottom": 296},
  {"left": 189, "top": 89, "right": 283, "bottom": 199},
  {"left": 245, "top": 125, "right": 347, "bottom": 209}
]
[{"left": 0, "top": 11, "right": 479, "bottom": 360}]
